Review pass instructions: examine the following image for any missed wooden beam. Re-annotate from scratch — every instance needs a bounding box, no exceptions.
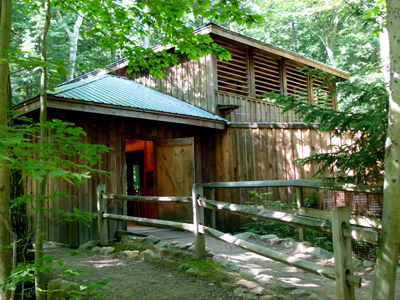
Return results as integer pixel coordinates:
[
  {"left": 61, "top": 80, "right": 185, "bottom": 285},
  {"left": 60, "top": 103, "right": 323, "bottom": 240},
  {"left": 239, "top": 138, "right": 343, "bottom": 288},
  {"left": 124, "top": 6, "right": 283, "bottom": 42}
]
[
  {"left": 103, "top": 213, "right": 194, "bottom": 232},
  {"left": 14, "top": 97, "right": 227, "bottom": 130},
  {"left": 229, "top": 123, "right": 320, "bottom": 129},
  {"left": 207, "top": 25, "right": 350, "bottom": 80},
  {"left": 198, "top": 198, "right": 378, "bottom": 244},
  {"left": 332, "top": 206, "right": 355, "bottom": 300},
  {"left": 102, "top": 193, "right": 191, "bottom": 203},
  {"left": 198, "top": 180, "right": 383, "bottom": 194}
]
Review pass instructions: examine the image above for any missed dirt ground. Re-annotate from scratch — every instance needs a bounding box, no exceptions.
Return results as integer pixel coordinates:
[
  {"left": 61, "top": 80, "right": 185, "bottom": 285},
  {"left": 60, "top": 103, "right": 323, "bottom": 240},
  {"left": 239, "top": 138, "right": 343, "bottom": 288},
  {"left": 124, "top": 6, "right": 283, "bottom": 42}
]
[
  {"left": 45, "top": 231, "right": 400, "bottom": 300},
  {"left": 46, "top": 247, "right": 235, "bottom": 300}
]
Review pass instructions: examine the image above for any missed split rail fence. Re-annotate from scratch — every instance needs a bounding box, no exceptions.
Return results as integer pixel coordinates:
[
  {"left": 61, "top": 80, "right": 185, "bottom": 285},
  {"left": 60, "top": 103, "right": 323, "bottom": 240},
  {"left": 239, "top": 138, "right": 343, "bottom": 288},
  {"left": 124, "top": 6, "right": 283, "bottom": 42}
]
[{"left": 96, "top": 180, "right": 382, "bottom": 300}]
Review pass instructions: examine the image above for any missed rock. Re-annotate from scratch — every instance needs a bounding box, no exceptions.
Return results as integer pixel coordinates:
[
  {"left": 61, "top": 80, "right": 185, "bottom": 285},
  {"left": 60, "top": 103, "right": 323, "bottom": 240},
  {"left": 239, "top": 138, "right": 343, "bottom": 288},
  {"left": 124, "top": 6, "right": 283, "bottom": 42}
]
[
  {"left": 123, "top": 250, "right": 140, "bottom": 258},
  {"left": 260, "top": 234, "right": 278, "bottom": 242},
  {"left": 234, "top": 232, "right": 260, "bottom": 241},
  {"left": 179, "top": 243, "right": 193, "bottom": 250},
  {"left": 170, "top": 241, "right": 183, "bottom": 246},
  {"left": 206, "top": 251, "right": 215, "bottom": 258},
  {"left": 268, "top": 237, "right": 284, "bottom": 245},
  {"left": 188, "top": 245, "right": 195, "bottom": 251},
  {"left": 363, "top": 260, "right": 375, "bottom": 268},
  {"left": 239, "top": 268, "right": 259, "bottom": 279},
  {"left": 233, "top": 287, "right": 247, "bottom": 297},
  {"left": 212, "top": 254, "right": 227, "bottom": 264},
  {"left": 91, "top": 246, "right": 101, "bottom": 252},
  {"left": 121, "top": 235, "right": 143, "bottom": 242},
  {"left": 254, "top": 274, "right": 273, "bottom": 285},
  {"left": 295, "top": 241, "right": 312, "bottom": 252},
  {"left": 282, "top": 238, "right": 297, "bottom": 248},
  {"left": 99, "top": 247, "right": 115, "bottom": 255},
  {"left": 304, "top": 247, "right": 334, "bottom": 259},
  {"left": 154, "top": 241, "right": 170, "bottom": 249},
  {"left": 142, "top": 235, "right": 161, "bottom": 245},
  {"left": 185, "top": 268, "right": 199, "bottom": 276},
  {"left": 78, "top": 240, "right": 100, "bottom": 250},
  {"left": 47, "top": 279, "right": 81, "bottom": 300},
  {"left": 352, "top": 257, "right": 363, "bottom": 268},
  {"left": 291, "top": 289, "right": 311, "bottom": 297},
  {"left": 222, "top": 260, "right": 240, "bottom": 272}
]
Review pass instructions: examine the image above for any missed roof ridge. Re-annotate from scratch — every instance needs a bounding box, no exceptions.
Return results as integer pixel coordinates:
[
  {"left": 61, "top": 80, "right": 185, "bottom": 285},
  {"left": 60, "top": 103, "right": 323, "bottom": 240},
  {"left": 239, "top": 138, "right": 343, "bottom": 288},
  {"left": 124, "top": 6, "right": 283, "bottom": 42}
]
[{"left": 52, "top": 74, "right": 109, "bottom": 95}]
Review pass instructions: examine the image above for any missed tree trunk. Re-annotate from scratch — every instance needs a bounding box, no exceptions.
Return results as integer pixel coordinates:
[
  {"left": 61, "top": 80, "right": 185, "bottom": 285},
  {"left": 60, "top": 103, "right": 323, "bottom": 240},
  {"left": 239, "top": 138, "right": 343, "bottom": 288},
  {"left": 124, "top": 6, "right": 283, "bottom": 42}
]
[
  {"left": 379, "top": 16, "right": 390, "bottom": 90},
  {"left": 372, "top": 1, "right": 400, "bottom": 299},
  {"left": 0, "top": 0, "right": 13, "bottom": 299},
  {"left": 66, "top": 11, "right": 86, "bottom": 81},
  {"left": 34, "top": 0, "right": 50, "bottom": 298}
]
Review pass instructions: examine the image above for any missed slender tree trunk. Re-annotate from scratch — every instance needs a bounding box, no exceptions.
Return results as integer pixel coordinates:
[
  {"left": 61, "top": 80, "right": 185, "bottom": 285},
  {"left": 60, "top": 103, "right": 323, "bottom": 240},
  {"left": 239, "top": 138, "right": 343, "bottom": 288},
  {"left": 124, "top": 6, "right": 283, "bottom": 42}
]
[
  {"left": 0, "top": 1, "right": 12, "bottom": 299},
  {"left": 291, "top": 18, "right": 297, "bottom": 52},
  {"left": 66, "top": 11, "right": 86, "bottom": 81},
  {"left": 372, "top": 1, "right": 400, "bottom": 299},
  {"left": 379, "top": 16, "right": 390, "bottom": 90},
  {"left": 34, "top": 0, "right": 50, "bottom": 298}
]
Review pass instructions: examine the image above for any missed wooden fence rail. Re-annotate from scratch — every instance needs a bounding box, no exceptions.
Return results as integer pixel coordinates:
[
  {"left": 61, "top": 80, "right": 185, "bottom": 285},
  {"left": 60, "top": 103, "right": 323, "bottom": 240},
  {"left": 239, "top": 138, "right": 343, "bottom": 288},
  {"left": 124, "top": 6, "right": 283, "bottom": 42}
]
[{"left": 97, "top": 180, "right": 383, "bottom": 300}]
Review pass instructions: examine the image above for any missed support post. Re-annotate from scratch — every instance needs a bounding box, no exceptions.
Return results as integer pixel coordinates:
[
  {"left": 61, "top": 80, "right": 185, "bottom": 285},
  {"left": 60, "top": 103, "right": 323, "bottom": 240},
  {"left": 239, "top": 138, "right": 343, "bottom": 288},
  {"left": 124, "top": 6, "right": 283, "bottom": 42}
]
[
  {"left": 193, "top": 183, "right": 206, "bottom": 258},
  {"left": 296, "top": 186, "right": 306, "bottom": 241},
  {"left": 332, "top": 206, "right": 355, "bottom": 300},
  {"left": 97, "top": 183, "right": 108, "bottom": 246},
  {"left": 210, "top": 188, "right": 216, "bottom": 229}
]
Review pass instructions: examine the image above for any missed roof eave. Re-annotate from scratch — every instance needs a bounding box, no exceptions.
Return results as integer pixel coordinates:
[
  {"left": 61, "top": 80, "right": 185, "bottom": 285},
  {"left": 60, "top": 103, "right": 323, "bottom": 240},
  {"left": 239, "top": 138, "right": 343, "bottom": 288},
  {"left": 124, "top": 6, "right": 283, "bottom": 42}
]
[{"left": 14, "top": 96, "right": 227, "bottom": 130}]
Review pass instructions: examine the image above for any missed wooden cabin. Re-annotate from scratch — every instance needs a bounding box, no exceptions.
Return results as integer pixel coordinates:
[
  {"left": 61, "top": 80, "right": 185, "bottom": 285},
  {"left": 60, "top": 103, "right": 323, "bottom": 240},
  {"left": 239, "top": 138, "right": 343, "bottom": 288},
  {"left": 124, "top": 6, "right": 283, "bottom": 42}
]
[{"left": 15, "top": 24, "right": 351, "bottom": 246}]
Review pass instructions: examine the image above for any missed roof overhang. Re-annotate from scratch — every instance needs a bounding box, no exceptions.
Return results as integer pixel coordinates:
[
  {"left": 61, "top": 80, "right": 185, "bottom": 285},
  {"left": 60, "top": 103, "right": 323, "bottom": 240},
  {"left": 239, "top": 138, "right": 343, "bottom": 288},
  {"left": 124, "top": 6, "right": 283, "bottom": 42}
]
[
  {"left": 15, "top": 96, "right": 227, "bottom": 130},
  {"left": 63, "top": 24, "right": 349, "bottom": 86}
]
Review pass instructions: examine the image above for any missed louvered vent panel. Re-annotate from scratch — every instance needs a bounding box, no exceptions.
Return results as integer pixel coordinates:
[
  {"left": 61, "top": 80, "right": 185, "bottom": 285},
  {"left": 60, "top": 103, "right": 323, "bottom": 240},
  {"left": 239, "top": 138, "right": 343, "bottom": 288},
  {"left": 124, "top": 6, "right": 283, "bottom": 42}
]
[
  {"left": 216, "top": 40, "right": 249, "bottom": 96},
  {"left": 253, "top": 52, "right": 281, "bottom": 96},
  {"left": 312, "top": 76, "right": 334, "bottom": 108},
  {"left": 286, "top": 63, "right": 308, "bottom": 101}
]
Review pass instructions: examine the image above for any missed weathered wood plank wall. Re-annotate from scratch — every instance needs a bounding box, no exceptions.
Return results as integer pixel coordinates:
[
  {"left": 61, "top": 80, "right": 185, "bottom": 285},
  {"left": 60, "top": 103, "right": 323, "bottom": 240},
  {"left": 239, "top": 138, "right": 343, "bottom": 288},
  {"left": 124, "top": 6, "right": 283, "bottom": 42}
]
[
  {"left": 24, "top": 109, "right": 217, "bottom": 246},
  {"left": 214, "top": 125, "right": 334, "bottom": 232},
  {"left": 128, "top": 53, "right": 217, "bottom": 114}
]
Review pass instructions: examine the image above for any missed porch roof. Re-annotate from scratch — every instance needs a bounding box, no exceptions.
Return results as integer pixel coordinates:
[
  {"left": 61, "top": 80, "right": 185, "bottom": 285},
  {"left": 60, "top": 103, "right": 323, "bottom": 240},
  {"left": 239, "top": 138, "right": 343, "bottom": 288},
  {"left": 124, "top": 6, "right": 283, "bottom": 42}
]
[
  {"left": 16, "top": 75, "right": 228, "bottom": 130},
  {"left": 48, "top": 74, "right": 227, "bottom": 123}
]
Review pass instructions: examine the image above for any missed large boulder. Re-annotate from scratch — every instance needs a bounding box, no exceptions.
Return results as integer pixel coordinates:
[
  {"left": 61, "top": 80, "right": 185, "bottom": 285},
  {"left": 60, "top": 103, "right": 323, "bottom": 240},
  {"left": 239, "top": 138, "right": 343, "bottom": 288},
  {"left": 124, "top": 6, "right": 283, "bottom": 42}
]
[{"left": 47, "top": 279, "right": 81, "bottom": 300}]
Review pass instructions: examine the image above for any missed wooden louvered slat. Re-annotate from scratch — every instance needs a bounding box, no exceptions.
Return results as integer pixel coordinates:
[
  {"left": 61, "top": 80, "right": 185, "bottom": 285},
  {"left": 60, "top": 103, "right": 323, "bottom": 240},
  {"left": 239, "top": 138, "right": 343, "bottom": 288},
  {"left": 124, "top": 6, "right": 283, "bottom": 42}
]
[
  {"left": 312, "top": 76, "right": 333, "bottom": 108},
  {"left": 253, "top": 53, "right": 281, "bottom": 97},
  {"left": 286, "top": 62, "right": 308, "bottom": 101},
  {"left": 216, "top": 40, "right": 249, "bottom": 96}
]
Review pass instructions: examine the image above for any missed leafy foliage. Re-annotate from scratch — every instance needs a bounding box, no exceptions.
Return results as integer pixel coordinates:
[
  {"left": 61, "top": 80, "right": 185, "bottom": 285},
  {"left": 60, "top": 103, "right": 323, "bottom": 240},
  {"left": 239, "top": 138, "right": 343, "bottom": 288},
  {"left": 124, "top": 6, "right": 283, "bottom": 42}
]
[
  {"left": 264, "top": 68, "right": 388, "bottom": 184},
  {"left": 1, "top": 112, "right": 110, "bottom": 184}
]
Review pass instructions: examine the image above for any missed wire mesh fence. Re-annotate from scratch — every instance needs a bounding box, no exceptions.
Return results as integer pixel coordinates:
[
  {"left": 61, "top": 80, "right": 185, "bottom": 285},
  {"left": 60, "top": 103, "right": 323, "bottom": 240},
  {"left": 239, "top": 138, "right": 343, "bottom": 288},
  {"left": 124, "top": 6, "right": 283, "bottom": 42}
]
[{"left": 210, "top": 185, "right": 383, "bottom": 262}]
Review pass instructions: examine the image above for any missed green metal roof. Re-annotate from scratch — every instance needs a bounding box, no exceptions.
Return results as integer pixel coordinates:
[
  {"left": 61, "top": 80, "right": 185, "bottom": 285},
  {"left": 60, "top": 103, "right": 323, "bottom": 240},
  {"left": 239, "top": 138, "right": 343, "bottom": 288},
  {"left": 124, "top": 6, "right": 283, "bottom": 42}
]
[{"left": 49, "top": 75, "right": 227, "bottom": 123}]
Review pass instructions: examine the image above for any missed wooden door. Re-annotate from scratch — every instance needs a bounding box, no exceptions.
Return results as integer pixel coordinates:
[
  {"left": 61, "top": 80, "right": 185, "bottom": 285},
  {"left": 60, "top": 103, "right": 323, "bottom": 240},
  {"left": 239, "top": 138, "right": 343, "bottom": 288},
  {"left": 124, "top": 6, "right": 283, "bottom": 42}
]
[{"left": 154, "top": 137, "right": 195, "bottom": 222}]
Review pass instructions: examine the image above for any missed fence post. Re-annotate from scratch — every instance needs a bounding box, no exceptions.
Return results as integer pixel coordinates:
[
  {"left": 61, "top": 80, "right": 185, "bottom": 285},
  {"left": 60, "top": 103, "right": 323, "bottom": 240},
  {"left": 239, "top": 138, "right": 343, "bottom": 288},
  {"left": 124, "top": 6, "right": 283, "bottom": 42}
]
[
  {"left": 296, "top": 186, "right": 306, "bottom": 241},
  {"left": 193, "top": 183, "right": 206, "bottom": 258},
  {"left": 210, "top": 188, "right": 216, "bottom": 229},
  {"left": 332, "top": 206, "right": 355, "bottom": 300},
  {"left": 97, "top": 183, "right": 108, "bottom": 246}
]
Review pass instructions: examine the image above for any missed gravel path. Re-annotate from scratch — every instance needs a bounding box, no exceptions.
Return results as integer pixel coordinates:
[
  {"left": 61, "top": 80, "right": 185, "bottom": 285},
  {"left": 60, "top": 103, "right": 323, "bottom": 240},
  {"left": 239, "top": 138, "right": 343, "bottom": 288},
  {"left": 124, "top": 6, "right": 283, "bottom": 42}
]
[{"left": 45, "top": 227, "right": 400, "bottom": 300}]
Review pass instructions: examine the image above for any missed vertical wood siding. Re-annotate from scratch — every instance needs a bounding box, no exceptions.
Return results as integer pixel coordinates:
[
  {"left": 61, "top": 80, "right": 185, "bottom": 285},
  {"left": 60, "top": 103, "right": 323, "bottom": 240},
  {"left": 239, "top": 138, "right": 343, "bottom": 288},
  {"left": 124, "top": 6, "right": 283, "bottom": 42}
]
[
  {"left": 214, "top": 126, "right": 335, "bottom": 232},
  {"left": 128, "top": 53, "right": 217, "bottom": 114},
  {"left": 24, "top": 109, "right": 217, "bottom": 246}
]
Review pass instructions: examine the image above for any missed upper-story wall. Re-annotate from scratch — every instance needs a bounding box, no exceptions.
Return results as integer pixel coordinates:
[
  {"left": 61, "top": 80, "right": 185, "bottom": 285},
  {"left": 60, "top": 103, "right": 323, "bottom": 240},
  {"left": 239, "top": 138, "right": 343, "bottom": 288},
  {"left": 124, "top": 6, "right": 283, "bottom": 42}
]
[
  {"left": 128, "top": 51, "right": 217, "bottom": 114},
  {"left": 126, "top": 25, "right": 349, "bottom": 123}
]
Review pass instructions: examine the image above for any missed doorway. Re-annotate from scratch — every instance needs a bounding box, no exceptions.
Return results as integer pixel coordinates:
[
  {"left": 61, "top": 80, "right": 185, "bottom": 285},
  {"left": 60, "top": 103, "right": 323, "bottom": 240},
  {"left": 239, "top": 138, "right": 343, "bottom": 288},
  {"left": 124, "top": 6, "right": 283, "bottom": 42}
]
[{"left": 126, "top": 139, "right": 155, "bottom": 219}]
